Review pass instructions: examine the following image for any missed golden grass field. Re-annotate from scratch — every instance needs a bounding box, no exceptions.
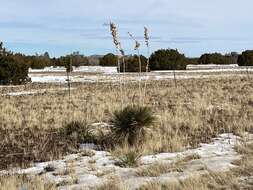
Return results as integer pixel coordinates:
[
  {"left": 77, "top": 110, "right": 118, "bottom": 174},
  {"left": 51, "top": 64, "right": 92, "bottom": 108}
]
[{"left": 0, "top": 75, "right": 252, "bottom": 189}]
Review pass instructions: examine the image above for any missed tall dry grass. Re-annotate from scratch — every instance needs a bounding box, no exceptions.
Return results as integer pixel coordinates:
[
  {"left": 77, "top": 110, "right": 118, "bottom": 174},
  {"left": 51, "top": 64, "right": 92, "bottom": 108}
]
[
  {"left": 0, "top": 175, "right": 56, "bottom": 190},
  {"left": 0, "top": 76, "right": 252, "bottom": 169}
]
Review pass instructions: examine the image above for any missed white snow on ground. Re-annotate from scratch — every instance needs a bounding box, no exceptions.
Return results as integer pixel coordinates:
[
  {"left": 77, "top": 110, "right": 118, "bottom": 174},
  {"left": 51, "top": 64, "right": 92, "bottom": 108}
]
[
  {"left": 28, "top": 65, "right": 253, "bottom": 84},
  {"left": 29, "top": 65, "right": 253, "bottom": 74},
  {"left": 153, "top": 67, "right": 253, "bottom": 73},
  {"left": 28, "top": 73, "right": 243, "bottom": 84},
  {"left": 1, "top": 88, "right": 76, "bottom": 96},
  {"left": 186, "top": 64, "right": 239, "bottom": 70},
  {"left": 1, "top": 133, "right": 252, "bottom": 190},
  {"left": 75, "top": 66, "right": 117, "bottom": 74},
  {"left": 29, "top": 66, "right": 117, "bottom": 74},
  {"left": 5, "top": 91, "right": 41, "bottom": 96},
  {"left": 29, "top": 75, "right": 68, "bottom": 83},
  {"left": 29, "top": 67, "right": 66, "bottom": 73}
]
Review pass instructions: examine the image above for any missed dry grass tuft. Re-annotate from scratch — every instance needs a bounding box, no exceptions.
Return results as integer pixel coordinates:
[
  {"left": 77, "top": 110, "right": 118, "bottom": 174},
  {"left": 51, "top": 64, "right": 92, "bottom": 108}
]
[
  {"left": 96, "top": 176, "right": 129, "bottom": 190},
  {"left": 137, "top": 154, "right": 200, "bottom": 177}
]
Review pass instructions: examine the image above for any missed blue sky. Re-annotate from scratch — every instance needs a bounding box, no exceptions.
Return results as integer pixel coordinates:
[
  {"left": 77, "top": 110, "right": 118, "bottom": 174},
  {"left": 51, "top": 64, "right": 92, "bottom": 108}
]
[{"left": 0, "top": 0, "right": 253, "bottom": 57}]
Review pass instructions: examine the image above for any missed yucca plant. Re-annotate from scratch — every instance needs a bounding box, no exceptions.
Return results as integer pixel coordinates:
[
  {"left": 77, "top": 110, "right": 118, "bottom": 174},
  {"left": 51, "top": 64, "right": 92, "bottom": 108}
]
[{"left": 110, "top": 105, "right": 155, "bottom": 146}]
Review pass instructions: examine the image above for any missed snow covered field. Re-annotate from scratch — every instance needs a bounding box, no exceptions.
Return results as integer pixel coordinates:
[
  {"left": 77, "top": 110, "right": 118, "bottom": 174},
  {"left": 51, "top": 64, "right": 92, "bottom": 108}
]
[
  {"left": 28, "top": 65, "right": 253, "bottom": 84},
  {"left": 1, "top": 133, "right": 251, "bottom": 190},
  {"left": 29, "top": 66, "right": 117, "bottom": 74}
]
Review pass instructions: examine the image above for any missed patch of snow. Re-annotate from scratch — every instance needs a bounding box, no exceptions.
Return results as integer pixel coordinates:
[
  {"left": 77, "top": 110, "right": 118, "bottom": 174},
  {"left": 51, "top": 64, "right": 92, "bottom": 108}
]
[
  {"left": 74, "top": 66, "right": 117, "bottom": 74},
  {"left": 29, "top": 67, "right": 66, "bottom": 73},
  {"left": 1, "top": 133, "right": 252, "bottom": 190},
  {"left": 29, "top": 66, "right": 117, "bottom": 74},
  {"left": 5, "top": 91, "right": 40, "bottom": 96},
  {"left": 1, "top": 88, "right": 75, "bottom": 96},
  {"left": 80, "top": 143, "right": 98, "bottom": 150},
  {"left": 28, "top": 68, "right": 252, "bottom": 84},
  {"left": 187, "top": 64, "right": 239, "bottom": 70},
  {"left": 29, "top": 75, "right": 68, "bottom": 83},
  {"left": 152, "top": 67, "right": 253, "bottom": 73}
]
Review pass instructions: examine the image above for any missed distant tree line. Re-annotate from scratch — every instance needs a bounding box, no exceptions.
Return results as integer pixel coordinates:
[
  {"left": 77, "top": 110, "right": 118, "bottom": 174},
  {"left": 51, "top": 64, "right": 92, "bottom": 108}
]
[
  {"left": 99, "top": 49, "right": 253, "bottom": 72},
  {"left": 2, "top": 40, "right": 253, "bottom": 85},
  {"left": 0, "top": 42, "right": 96, "bottom": 84},
  {"left": 31, "top": 51, "right": 90, "bottom": 69}
]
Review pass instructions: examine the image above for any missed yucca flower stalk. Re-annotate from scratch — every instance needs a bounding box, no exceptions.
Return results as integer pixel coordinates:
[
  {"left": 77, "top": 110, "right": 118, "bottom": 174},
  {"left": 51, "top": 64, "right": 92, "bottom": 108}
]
[
  {"left": 109, "top": 22, "right": 125, "bottom": 107},
  {"left": 119, "top": 48, "right": 126, "bottom": 73},
  {"left": 110, "top": 22, "right": 121, "bottom": 73},
  {"left": 128, "top": 32, "right": 142, "bottom": 73},
  {"left": 128, "top": 32, "right": 143, "bottom": 104},
  {"left": 110, "top": 22, "right": 126, "bottom": 73},
  {"left": 144, "top": 27, "right": 150, "bottom": 72},
  {"left": 143, "top": 27, "right": 150, "bottom": 104},
  {"left": 66, "top": 56, "right": 73, "bottom": 98}
]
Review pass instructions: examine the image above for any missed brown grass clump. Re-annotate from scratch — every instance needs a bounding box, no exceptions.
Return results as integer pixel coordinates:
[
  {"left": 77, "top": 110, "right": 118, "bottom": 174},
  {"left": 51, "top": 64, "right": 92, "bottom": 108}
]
[{"left": 0, "top": 121, "right": 97, "bottom": 170}]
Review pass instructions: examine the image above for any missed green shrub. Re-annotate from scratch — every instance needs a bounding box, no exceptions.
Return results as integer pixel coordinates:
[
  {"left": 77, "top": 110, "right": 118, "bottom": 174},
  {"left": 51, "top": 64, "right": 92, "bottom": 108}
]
[
  {"left": 149, "top": 49, "right": 186, "bottom": 70},
  {"left": 120, "top": 55, "right": 147, "bottom": 72},
  {"left": 99, "top": 53, "right": 117, "bottom": 66},
  {"left": 0, "top": 56, "right": 29, "bottom": 85},
  {"left": 238, "top": 50, "right": 253, "bottom": 66},
  {"left": 198, "top": 53, "right": 235, "bottom": 65},
  {"left": 110, "top": 106, "right": 155, "bottom": 146}
]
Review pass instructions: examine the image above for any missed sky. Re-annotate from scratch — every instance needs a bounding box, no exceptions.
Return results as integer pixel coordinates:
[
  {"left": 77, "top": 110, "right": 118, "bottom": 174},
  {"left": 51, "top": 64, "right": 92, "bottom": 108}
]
[{"left": 0, "top": 0, "right": 253, "bottom": 57}]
